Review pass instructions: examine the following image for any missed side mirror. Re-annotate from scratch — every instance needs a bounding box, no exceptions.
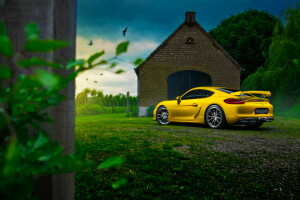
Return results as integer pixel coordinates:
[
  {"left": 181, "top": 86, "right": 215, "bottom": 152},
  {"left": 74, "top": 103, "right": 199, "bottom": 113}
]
[{"left": 176, "top": 96, "right": 181, "bottom": 103}]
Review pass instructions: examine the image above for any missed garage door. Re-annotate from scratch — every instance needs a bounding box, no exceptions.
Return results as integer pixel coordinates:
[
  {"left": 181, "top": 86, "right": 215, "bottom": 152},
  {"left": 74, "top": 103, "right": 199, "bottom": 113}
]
[{"left": 167, "top": 70, "right": 212, "bottom": 100}]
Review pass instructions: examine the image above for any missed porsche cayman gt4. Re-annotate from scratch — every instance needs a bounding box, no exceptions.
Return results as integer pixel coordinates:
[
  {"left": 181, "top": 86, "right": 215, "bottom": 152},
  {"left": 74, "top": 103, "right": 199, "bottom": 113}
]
[{"left": 153, "top": 87, "right": 274, "bottom": 129}]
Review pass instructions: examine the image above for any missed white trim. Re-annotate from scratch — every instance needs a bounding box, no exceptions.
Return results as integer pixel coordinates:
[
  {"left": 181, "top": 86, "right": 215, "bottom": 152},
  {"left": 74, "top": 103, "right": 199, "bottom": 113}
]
[{"left": 138, "top": 107, "right": 147, "bottom": 117}]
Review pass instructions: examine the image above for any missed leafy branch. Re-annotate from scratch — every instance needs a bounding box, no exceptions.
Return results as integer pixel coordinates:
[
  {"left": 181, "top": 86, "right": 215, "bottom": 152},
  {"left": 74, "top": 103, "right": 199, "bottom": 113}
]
[{"left": 0, "top": 21, "right": 142, "bottom": 199}]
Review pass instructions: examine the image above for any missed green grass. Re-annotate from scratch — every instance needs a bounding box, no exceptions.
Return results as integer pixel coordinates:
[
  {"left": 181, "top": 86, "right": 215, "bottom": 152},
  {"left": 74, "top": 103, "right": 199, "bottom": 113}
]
[{"left": 75, "top": 114, "right": 300, "bottom": 199}]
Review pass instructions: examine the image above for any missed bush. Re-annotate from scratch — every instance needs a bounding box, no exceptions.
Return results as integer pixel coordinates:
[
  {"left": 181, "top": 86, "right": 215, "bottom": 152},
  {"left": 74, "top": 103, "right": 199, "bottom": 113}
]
[
  {"left": 130, "top": 107, "right": 139, "bottom": 117},
  {"left": 281, "top": 97, "right": 300, "bottom": 118},
  {"left": 146, "top": 105, "right": 155, "bottom": 117}
]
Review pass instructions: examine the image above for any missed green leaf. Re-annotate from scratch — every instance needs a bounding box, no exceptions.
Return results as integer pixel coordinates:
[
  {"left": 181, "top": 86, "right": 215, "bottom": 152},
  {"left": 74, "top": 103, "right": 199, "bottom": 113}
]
[
  {"left": 115, "top": 69, "right": 125, "bottom": 74},
  {"left": 35, "top": 69, "right": 61, "bottom": 89},
  {"left": 18, "top": 57, "right": 63, "bottom": 68},
  {"left": 109, "top": 62, "right": 117, "bottom": 69},
  {"left": 66, "top": 59, "right": 85, "bottom": 70},
  {"left": 0, "top": 35, "right": 14, "bottom": 57},
  {"left": 92, "top": 60, "right": 108, "bottom": 67},
  {"left": 116, "top": 41, "right": 129, "bottom": 56},
  {"left": 3, "top": 138, "right": 19, "bottom": 177},
  {"left": 133, "top": 58, "right": 144, "bottom": 66},
  {"left": 292, "top": 59, "right": 299, "bottom": 66},
  {"left": 66, "top": 71, "right": 79, "bottom": 82},
  {"left": 33, "top": 132, "right": 49, "bottom": 149},
  {"left": 112, "top": 178, "right": 127, "bottom": 189},
  {"left": 25, "top": 22, "right": 40, "bottom": 40},
  {"left": 97, "top": 156, "right": 125, "bottom": 169},
  {"left": 0, "top": 23, "right": 12, "bottom": 57},
  {"left": 47, "top": 95, "right": 65, "bottom": 105},
  {"left": 0, "top": 65, "right": 12, "bottom": 79},
  {"left": 25, "top": 39, "right": 69, "bottom": 52},
  {"left": 87, "top": 51, "right": 105, "bottom": 66},
  {"left": 37, "top": 145, "right": 63, "bottom": 162}
]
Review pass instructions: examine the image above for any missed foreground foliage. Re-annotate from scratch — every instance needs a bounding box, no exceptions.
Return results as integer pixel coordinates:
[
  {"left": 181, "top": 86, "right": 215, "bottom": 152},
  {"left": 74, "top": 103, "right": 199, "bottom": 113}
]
[
  {"left": 0, "top": 21, "right": 134, "bottom": 199},
  {"left": 75, "top": 114, "right": 300, "bottom": 199}
]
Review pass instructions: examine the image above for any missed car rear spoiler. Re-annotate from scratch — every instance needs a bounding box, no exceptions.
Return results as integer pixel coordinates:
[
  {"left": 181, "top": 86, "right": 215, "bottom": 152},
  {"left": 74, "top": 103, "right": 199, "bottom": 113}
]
[{"left": 231, "top": 91, "right": 271, "bottom": 98}]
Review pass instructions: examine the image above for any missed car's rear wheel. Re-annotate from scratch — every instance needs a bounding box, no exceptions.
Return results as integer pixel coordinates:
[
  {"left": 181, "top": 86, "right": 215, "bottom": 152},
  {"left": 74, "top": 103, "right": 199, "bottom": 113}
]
[
  {"left": 156, "top": 106, "right": 170, "bottom": 125},
  {"left": 245, "top": 122, "right": 263, "bottom": 129},
  {"left": 205, "top": 105, "right": 226, "bottom": 129}
]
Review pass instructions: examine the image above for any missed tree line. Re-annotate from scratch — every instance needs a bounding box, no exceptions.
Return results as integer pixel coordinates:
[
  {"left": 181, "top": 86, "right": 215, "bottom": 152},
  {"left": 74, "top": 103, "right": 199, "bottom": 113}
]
[{"left": 76, "top": 88, "right": 138, "bottom": 108}]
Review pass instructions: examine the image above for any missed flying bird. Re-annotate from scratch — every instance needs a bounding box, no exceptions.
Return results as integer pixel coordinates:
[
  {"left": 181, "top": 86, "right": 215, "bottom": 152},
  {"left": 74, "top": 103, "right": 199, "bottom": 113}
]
[
  {"left": 100, "top": 73, "right": 103, "bottom": 75},
  {"left": 88, "top": 40, "right": 93, "bottom": 46},
  {"left": 122, "top": 27, "right": 128, "bottom": 36},
  {"left": 85, "top": 78, "right": 88, "bottom": 81},
  {"left": 94, "top": 80, "right": 98, "bottom": 83}
]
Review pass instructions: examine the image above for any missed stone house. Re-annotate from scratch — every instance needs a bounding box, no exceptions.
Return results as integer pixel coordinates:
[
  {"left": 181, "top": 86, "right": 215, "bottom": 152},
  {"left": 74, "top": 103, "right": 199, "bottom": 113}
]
[{"left": 135, "top": 12, "right": 240, "bottom": 116}]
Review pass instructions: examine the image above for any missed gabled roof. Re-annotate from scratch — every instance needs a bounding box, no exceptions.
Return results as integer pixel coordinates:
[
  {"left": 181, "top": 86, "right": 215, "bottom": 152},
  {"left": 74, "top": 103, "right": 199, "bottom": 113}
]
[{"left": 134, "top": 21, "right": 241, "bottom": 76}]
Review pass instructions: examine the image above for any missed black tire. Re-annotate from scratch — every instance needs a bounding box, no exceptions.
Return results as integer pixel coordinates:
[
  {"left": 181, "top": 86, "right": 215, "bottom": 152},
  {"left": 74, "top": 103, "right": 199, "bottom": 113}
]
[
  {"left": 245, "top": 122, "right": 263, "bottom": 129},
  {"left": 205, "top": 105, "right": 227, "bottom": 129},
  {"left": 156, "top": 106, "right": 170, "bottom": 125}
]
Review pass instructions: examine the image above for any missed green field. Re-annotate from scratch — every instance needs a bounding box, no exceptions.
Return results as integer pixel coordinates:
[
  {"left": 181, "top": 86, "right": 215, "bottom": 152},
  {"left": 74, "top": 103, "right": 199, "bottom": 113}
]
[{"left": 75, "top": 114, "right": 300, "bottom": 199}]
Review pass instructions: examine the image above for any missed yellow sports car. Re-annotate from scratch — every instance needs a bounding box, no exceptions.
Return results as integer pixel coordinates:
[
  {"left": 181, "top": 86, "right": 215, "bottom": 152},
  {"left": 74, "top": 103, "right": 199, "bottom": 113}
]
[{"left": 153, "top": 87, "right": 274, "bottom": 129}]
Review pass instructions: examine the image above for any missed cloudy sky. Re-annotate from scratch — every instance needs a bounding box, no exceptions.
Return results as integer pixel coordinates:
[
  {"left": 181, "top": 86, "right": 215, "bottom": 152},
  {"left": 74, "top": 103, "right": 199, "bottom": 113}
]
[{"left": 76, "top": 0, "right": 297, "bottom": 96}]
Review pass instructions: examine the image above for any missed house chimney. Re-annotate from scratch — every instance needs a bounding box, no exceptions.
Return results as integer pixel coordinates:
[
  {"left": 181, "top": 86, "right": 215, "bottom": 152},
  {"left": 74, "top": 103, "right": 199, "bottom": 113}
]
[{"left": 185, "top": 11, "right": 196, "bottom": 25}]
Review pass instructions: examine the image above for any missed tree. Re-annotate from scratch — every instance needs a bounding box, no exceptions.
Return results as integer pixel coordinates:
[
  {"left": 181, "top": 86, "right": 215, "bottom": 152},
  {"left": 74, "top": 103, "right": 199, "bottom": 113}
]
[
  {"left": 90, "top": 88, "right": 97, "bottom": 97},
  {"left": 108, "top": 94, "right": 113, "bottom": 107},
  {"left": 209, "top": 9, "right": 282, "bottom": 82},
  {"left": 97, "top": 91, "right": 104, "bottom": 105},
  {"left": 97, "top": 90, "right": 104, "bottom": 99},
  {"left": 242, "top": 5, "right": 300, "bottom": 114},
  {"left": 83, "top": 88, "right": 91, "bottom": 95},
  {"left": 76, "top": 91, "right": 88, "bottom": 105}
]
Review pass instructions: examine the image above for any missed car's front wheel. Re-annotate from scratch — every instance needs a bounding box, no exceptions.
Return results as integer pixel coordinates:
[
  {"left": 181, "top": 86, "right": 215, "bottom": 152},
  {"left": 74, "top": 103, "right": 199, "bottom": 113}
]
[
  {"left": 156, "top": 106, "right": 170, "bottom": 125},
  {"left": 205, "top": 105, "right": 226, "bottom": 129}
]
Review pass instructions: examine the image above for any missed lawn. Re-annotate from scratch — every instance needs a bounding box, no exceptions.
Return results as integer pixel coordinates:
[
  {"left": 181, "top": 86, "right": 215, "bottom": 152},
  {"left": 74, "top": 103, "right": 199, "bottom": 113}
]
[{"left": 75, "top": 114, "right": 300, "bottom": 200}]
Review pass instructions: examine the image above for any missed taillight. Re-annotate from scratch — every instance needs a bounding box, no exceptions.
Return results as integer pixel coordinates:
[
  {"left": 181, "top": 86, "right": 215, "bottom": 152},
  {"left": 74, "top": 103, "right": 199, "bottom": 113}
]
[{"left": 224, "top": 98, "right": 245, "bottom": 104}]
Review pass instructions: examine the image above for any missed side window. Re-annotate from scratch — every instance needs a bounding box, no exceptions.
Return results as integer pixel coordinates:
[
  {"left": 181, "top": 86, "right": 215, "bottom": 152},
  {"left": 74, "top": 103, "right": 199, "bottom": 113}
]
[
  {"left": 181, "top": 89, "right": 214, "bottom": 100},
  {"left": 181, "top": 90, "right": 203, "bottom": 100},
  {"left": 202, "top": 90, "right": 214, "bottom": 97}
]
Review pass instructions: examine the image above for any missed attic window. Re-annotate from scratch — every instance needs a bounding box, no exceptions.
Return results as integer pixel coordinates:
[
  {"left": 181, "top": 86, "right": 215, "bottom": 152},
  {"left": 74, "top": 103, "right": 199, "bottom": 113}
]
[{"left": 186, "top": 37, "right": 195, "bottom": 44}]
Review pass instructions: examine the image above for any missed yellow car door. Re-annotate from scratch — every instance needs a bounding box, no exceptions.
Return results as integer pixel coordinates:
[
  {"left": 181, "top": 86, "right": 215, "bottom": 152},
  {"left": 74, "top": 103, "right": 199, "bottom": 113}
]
[{"left": 172, "top": 89, "right": 203, "bottom": 121}]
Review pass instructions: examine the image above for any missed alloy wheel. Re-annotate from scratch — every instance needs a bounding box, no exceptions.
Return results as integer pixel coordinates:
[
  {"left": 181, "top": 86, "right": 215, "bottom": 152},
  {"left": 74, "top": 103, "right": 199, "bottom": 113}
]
[
  {"left": 157, "top": 106, "right": 170, "bottom": 125},
  {"left": 206, "top": 105, "right": 224, "bottom": 128}
]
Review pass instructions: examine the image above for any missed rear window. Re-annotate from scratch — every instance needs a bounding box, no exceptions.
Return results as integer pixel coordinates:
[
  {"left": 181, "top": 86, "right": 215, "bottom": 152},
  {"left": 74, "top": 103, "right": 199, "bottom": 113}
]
[{"left": 217, "top": 88, "right": 239, "bottom": 94}]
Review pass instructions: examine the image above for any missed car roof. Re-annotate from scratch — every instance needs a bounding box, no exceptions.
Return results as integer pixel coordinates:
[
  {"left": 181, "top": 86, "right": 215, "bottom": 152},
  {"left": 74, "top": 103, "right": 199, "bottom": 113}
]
[{"left": 191, "top": 86, "right": 225, "bottom": 90}]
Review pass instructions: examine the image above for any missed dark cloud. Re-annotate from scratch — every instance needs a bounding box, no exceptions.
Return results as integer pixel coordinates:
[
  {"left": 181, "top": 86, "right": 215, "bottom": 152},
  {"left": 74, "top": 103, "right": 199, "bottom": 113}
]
[
  {"left": 77, "top": 0, "right": 297, "bottom": 43},
  {"left": 76, "top": 0, "right": 297, "bottom": 96}
]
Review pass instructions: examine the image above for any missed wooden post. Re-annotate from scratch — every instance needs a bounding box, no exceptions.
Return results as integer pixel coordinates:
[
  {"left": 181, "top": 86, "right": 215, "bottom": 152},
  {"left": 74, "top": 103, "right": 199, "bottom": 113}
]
[{"left": 126, "top": 91, "right": 129, "bottom": 116}]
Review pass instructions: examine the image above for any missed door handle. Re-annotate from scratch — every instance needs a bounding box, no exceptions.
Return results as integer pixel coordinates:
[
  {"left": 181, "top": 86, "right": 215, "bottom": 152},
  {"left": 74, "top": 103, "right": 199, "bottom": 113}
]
[{"left": 192, "top": 103, "right": 198, "bottom": 107}]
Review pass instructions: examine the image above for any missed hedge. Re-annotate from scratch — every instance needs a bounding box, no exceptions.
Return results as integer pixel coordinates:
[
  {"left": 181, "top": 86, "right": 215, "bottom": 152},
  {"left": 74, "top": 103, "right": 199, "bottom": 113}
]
[{"left": 76, "top": 104, "right": 127, "bottom": 115}]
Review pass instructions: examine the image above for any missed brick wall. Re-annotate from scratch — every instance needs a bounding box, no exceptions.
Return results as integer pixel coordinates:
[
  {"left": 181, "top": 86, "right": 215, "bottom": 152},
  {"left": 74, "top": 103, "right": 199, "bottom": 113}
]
[{"left": 138, "top": 19, "right": 240, "bottom": 108}]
